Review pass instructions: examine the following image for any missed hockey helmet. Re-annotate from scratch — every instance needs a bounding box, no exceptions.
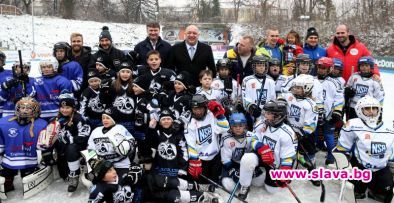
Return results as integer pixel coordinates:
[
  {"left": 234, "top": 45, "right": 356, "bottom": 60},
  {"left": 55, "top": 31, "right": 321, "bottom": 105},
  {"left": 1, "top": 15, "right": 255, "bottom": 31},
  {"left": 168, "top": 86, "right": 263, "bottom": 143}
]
[
  {"left": 216, "top": 58, "right": 232, "bottom": 71},
  {"left": 263, "top": 99, "right": 287, "bottom": 127},
  {"left": 355, "top": 95, "right": 381, "bottom": 128},
  {"left": 296, "top": 54, "right": 312, "bottom": 74},
  {"left": 358, "top": 56, "right": 374, "bottom": 77},
  {"left": 291, "top": 74, "right": 314, "bottom": 98},
  {"left": 39, "top": 57, "right": 59, "bottom": 75},
  {"left": 316, "top": 57, "right": 333, "bottom": 79},
  {"left": 229, "top": 113, "right": 247, "bottom": 126},
  {"left": 252, "top": 55, "right": 269, "bottom": 77},
  {"left": 53, "top": 41, "right": 71, "bottom": 59},
  {"left": 191, "top": 94, "right": 208, "bottom": 120},
  {"left": 15, "top": 97, "right": 40, "bottom": 124},
  {"left": 333, "top": 58, "right": 344, "bottom": 71}
]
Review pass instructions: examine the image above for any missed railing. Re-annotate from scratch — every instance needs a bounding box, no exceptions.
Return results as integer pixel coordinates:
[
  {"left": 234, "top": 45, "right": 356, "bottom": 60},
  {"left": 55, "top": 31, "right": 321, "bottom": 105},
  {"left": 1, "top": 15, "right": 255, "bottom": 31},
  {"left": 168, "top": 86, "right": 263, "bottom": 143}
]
[{"left": 0, "top": 4, "right": 23, "bottom": 15}]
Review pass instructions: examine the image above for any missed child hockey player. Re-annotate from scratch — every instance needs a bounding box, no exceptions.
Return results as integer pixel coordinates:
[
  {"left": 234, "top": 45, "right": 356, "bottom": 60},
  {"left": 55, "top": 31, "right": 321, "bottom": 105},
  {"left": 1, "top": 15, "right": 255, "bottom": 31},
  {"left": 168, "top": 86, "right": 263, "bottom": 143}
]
[
  {"left": 344, "top": 56, "right": 384, "bottom": 120},
  {"left": 196, "top": 70, "right": 223, "bottom": 101},
  {"left": 238, "top": 99, "right": 296, "bottom": 199},
  {"left": 41, "top": 90, "right": 91, "bottom": 192},
  {"left": 335, "top": 96, "right": 394, "bottom": 203},
  {"left": 144, "top": 109, "right": 217, "bottom": 203},
  {"left": 95, "top": 56, "right": 116, "bottom": 88},
  {"left": 281, "top": 74, "right": 320, "bottom": 186},
  {"left": 221, "top": 113, "right": 264, "bottom": 193},
  {"left": 0, "top": 51, "right": 12, "bottom": 117},
  {"left": 330, "top": 58, "right": 345, "bottom": 90},
  {"left": 315, "top": 57, "right": 344, "bottom": 165},
  {"left": 267, "top": 57, "right": 286, "bottom": 95},
  {"left": 211, "top": 58, "right": 242, "bottom": 116},
  {"left": 79, "top": 69, "right": 106, "bottom": 129},
  {"left": 0, "top": 97, "right": 47, "bottom": 193},
  {"left": 88, "top": 158, "right": 142, "bottom": 203},
  {"left": 242, "top": 55, "right": 276, "bottom": 121},
  {"left": 185, "top": 94, "right": 229, "bottom": 183},
  {"left": 34, "top": 57, "right": 73, "bottom": 120}
]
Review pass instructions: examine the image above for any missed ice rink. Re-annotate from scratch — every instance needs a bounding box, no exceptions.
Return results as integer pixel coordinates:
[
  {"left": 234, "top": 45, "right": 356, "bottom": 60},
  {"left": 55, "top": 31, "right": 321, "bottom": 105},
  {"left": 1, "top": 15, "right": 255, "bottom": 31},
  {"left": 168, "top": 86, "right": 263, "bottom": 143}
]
[{"left": 3, "top": 71, "right": 394, "bottom": 203}]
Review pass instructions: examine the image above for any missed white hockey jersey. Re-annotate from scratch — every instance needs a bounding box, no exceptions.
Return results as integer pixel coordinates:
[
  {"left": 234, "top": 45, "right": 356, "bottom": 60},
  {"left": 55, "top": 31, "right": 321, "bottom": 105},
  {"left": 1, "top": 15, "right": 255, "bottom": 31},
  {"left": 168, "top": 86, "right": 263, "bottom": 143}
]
[
  {"left": 185, "top": 111, "right": 229, "bottom": 161},
  {"left": 282, "top": 92, "right": 318, "bottom": 135},
  {"left": 220, "top": 131, "right": 254, "bottom": 166},
  {"left": 346, "top": 73, "right": 385, "bottom": 108},
  {"left": 267, "top": 75, "right": 287, "bottom": 96},
  {"left": 88, "top": 125, "right": 135, "bottom": 169},
  {"left": 242, "top": 75, "right": 276, "bottom": 110},
  {"left": 332, "top": 76, "right": 345, "bottom": 90},
  {"left": 196, "top": 87, "right": 224, "bottom": 101},
  {"left": 318, "top": 77, "right": 344, "bottom": 119},
  {"left": 211, "top": 77, "right": 242, "bottom": 106},
  {"left": 281, "top": 75, "right": 324, "bottom": 108},
  {"left": 337, "top": 118, "right": 394, "bottom": 171},
  {"left": 253, "top": 122, "right": 297, "bottom": 169}
]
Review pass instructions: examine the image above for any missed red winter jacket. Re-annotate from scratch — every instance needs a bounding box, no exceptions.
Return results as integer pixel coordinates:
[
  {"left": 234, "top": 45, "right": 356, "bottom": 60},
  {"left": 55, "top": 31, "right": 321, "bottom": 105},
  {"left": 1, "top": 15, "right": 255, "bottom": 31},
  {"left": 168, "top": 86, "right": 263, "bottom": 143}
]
[{"left": 327, "top": 35, "right": 379, "bottom": 82}]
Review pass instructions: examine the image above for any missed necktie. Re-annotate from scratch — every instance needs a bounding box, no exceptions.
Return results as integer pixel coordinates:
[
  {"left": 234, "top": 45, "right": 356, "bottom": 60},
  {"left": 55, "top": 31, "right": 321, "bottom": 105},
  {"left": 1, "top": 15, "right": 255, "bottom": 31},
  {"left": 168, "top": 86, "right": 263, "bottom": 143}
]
[{"left": 189, "top": 46, "right": 195, "bottom": 60}]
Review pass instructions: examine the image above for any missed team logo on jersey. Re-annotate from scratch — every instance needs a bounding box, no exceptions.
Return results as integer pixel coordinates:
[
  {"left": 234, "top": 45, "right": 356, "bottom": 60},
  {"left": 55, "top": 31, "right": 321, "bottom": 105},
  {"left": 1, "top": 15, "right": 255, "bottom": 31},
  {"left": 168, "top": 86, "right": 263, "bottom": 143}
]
[
  {"left": 113, "top": 94, "right": 135, "bottom": 114},
  {"left": 256, "top": 89, "right": 267, "bottom": 105},
  {"left": 230, "top": 141, "right": 235, "bottom": 148},
  {"left": 262, "top": 136, "right": 276, "bottom": 150},
  {"left": 289, "top": 104, "right": 301, "bottom": 122},
  {"left": 93, "top": 138, "right": 111, "bottom": 154},
  {"left": 34, "top": 77, "right": 44, "bottom": 85},
  {"left": 371, "top": 142, "right": 386, "bottom": 159},
  {"left": 232, "top": 147, "right": 245, "bottom": 162},
  {"left": 113, "top": 185, "right": 134, "bottom": 203},
  {"left": 364, "top": 133, "right": 371, "bottom": 140},
  {"left": 113, "top": 59, "right": 121, "bottom": 67},
  {"left": 158, "top": 142, "right": 177, "bottom": 160},
  {"left": 88, "top": 95, "right": 105, "bottom": 113},
  {"left": 8, "top": 128, "right": 18, "bottom": 138},
  {"left": 355, "top": 84, "right": 369, "bottom": 97},
  {"left": 197, "top": 125, "right": 213, "bottom": 144}
]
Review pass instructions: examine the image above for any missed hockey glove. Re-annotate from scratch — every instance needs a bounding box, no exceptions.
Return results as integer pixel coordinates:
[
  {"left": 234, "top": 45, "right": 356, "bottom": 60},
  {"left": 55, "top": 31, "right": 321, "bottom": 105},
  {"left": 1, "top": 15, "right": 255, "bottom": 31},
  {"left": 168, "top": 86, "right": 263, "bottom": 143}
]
[
  {"left": 188, "top": 159, "right": 202, "bottom": 180},
  {"left": 330, "top": 110, "right": 343, "bottom": 126},
  {"left": 344, "top": 87, "right": 356, "bottom": 98},
  {"left": 228, "top": 167, "right": 240, "bottom": 180},
  {"left": 172, "top": 119, "right": 183, "bottom": 132},
  {"left": 249, "top": 104, "right": 262, "bottom": 119},
  {"left": 257, "top": 145, "right": 274, "bottom": 166},
  {"left": 122, "top": 164, "right": 143, "bottom": 186},
  {"left": 1, "top": 78, "right": 19, "bottom": 90},
  {"left": 297, "top": 132, "right": 317, "bottom": 155},
  {"left": 207, "top": 100, "right": 225, "bottom": 118},
  {"left": 275, "top": 166, "right": 292, "bottom": 188},
  {"left": 41, "top": 151, "right": 56, "bottom": 166}
]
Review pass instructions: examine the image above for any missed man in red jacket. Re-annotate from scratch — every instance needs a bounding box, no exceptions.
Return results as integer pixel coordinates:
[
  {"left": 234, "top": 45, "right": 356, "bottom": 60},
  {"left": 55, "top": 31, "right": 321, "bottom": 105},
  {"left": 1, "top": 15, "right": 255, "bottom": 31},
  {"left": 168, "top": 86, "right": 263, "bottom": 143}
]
[{"left": 327, "top": 24, "right": 379, "bottom": 82}]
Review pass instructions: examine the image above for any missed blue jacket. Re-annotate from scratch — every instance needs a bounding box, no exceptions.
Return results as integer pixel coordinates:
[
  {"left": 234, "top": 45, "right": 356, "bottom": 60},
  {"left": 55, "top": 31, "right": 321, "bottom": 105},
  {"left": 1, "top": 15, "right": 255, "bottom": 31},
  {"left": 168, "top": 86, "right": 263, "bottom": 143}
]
[
  {"left": 0, "top": 116, "right": 47, "bottom": 169},
  {"left": 60, "top": 60, "right": 84, "bottom": 92},
  {"left": 33, "top": 75, "right": 73, "bottom": 119},
  {"left": 303, "top": 44, "right": 327, "bottom": 63}
]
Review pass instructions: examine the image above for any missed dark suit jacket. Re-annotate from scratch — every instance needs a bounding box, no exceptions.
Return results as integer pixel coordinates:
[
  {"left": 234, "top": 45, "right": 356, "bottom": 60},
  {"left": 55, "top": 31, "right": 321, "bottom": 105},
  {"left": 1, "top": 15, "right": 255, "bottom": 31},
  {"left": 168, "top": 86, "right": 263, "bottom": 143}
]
[
  {"left": 168, "top": 41, "right": 215, "bottom": 86},
  {"left": 134, "top": 36, "right": 171, "bottom": 68}
]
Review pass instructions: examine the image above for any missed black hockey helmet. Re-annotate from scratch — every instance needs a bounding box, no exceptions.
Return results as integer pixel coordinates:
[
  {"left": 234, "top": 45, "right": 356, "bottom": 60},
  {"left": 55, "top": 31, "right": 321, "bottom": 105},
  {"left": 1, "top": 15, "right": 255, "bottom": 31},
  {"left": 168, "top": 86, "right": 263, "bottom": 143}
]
[
  {"left": 269, "top": 57, "right": 281, "bottom": 67},
  {"left": 53, "top": 41, "right": 71, "bottom": 58},
  {"left": 295, "top": 53, "right": 312, "bottom": 74},
  {"left": 252, "top": 55, "right": 269, "bottom": 77},
  {"left": 263, "top": 99, "right": 287, "bottom": 127},
  {"left": 216, "top": 58, "right": 232, "bottom": 71},
  {"left": 191, "top": 94, "right": 208, "bottom": 120}
]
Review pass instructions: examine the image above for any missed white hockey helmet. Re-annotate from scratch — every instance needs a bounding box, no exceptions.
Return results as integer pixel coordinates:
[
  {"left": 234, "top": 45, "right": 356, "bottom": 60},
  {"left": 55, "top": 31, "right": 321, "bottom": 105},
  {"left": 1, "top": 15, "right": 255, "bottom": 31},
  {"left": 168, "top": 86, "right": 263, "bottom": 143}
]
[
  {"left": 355, "top": 95, "right": 382, "bottom": 128},
  {"left": 291, "top": 74, "right": 314, "bottom": 97},
  {"left": 39, "top": 57, "right": 59, "bottom": 74}
]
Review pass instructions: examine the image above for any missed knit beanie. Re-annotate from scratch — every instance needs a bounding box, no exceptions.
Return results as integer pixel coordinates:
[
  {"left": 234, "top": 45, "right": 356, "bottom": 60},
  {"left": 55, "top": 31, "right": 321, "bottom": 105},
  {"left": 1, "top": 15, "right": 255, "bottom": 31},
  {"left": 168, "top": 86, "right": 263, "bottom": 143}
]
[{"left": 99, "top": 26, "right": 112, "bottom": 41}]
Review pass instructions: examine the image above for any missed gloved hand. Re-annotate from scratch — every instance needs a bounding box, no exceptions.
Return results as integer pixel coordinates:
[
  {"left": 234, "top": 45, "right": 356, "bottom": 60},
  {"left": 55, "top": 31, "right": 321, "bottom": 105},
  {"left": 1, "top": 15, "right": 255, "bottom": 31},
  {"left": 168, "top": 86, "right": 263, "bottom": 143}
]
[
  {"left": 275, "top": 166, "right": 292, "bottom": 188},
  {"left": 344, "top": 87, "right": 356, "bottom": 98},
  {"left": 122, "top": 164, "right": 143, "bottom": 186},
  {"left": 172, "top": 119, "right": 183, "bottom": 132},
  {"left": 1, "top": 78, "right": 19, "bottom": 90},
  {"left": 18, "top": 74, "right": 29, "bottom": 83},
  {"left": 257, "top": 145, "right": 274, "bottom": 166},
  {"left": 188, "top": 159, "right": 202, "bottom": 179},
  {"left": 330, "top": 110, "right": 343, "bottom": 125},
  {"left": 228, "top": 167, "right": 240, "bottom": 180},
  {"left": 249, "top": 104, "right": 262, "bottom": 119},
  {"left": 41, "top": 151, "right": 56, "bottom": 166},
  {"left": 207, "top": 100, "right": 225, "bottom": 118}
]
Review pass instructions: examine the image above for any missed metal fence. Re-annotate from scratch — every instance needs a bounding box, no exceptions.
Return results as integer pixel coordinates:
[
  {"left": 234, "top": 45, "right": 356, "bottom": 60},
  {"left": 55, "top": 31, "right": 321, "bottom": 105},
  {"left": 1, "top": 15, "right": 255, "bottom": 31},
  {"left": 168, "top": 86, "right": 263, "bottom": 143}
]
[{"left": 0, "top": 4, "right": 23, "bottom": 15}]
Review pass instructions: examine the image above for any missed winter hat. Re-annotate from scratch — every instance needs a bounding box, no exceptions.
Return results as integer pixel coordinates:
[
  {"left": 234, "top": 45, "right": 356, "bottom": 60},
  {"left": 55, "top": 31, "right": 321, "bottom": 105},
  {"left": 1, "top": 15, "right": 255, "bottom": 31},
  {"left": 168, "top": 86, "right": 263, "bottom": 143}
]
[
  {"left": 102, "top": 107, "right": 116, "bottom": 124},
  {"left": 117, "top": 60, "right": 133, "bottom": 72},
  {"left": 132, "top": 75, "right": 150, "bottom": 92},
  {"left": 305, "top": 27, "right": 319, "bottom": 39},
  {"left": 159, "top": 108, "right": 175, "bottom": 121},
  {"left": 87, "top": 69, "right": 101, "bottom": 82},
  {"left": 95, "top": 56, "right": 111, "bottom": 70},
  {"left": 99, "top": 26, "right": 112, "bottom": 41},
  {"left": 59, "top": 90, "right": 76, "bottom": 108},
  {"left": 174, "top": 71, "right": 190, "bottom": 89},
  {"left": 90, "top": 158, "right": 113, "bottom": 183}
]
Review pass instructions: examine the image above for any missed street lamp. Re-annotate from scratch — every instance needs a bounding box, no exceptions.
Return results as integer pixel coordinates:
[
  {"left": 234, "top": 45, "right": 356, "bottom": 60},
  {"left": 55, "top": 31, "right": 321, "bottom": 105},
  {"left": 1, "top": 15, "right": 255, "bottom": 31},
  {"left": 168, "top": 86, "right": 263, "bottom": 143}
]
[
  {"left": 299, "top": 15, "right": 310, "bottom": 30},
  {"left": 31, "top": 0, "right": 35, "bottom": 53},
  {"left": 155, "top": 11, "right": 159, "bottom": 22}
]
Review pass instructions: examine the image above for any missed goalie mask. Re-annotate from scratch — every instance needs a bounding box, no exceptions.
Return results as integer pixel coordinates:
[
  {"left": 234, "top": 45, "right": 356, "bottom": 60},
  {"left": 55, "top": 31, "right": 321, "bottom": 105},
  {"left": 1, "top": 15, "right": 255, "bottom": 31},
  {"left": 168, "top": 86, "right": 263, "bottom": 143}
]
[
  {"left": 15, "top": 97, "right": 40, "bottom": 125},
  {"left": 355, "top": 95, "right": 382, "bottom": 128},
  {"left": 263, "top": 99, "right": 287, "bottom": 127},
  {"left": 191, "top": 94, "right": 208, "bottom": 120}
]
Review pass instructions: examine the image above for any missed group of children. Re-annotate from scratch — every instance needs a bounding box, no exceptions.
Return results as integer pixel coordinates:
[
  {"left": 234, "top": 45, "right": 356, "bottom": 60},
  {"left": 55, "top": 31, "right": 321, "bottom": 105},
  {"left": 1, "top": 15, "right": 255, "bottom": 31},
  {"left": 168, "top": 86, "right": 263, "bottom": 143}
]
[{"left": 0, "top": 39, "right": 392, "bottom": 203}]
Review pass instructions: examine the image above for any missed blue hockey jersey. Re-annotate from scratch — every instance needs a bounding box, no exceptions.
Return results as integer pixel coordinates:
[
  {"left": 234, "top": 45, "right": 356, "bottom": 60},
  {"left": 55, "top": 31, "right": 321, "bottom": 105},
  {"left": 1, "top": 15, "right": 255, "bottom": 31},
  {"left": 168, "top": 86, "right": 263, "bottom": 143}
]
[
  {"left": 0, "top": 116, "right": 47, "bottom": 169},
  {"left": 60, "top": 60, "right": 83, "bottom": 92},
  {"left": 33, "top": 75, "right": 73, "bottom": 119},
  {"left": 0, "top": 70, "right": 13, "bottom": 117}
]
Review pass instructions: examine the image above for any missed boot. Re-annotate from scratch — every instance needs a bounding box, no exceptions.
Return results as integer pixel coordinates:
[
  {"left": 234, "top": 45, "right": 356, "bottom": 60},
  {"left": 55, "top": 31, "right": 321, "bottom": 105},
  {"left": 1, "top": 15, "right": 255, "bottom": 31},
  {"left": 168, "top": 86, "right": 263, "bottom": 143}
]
[
  {"left": 238, "top": 185, "right": 250, "bottom": 200},
  {"left": 310, "top": 180, "right": 321, "bottom": 187},
  {"left": 67, "top": 174, "right": 79, "bottom": 193},
  {"left": 354, "top": 191, "right": 366, "bottom": 200},
  {"left": 197, "top": 192, "right": 219, "bottom": 203},
  {"left": 188, "top": 181, "right": 215, "bottom": 192}
]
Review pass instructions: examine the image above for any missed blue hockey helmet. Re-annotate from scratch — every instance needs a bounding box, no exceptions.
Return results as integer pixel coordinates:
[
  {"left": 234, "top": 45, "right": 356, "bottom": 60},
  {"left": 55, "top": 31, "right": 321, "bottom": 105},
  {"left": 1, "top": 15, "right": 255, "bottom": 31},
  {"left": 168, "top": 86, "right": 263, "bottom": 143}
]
[
  {"left": 333, "top": 58, "right": 344, "bottom": 70},
  {"left": 358, "top": 56, "right": 374, "bottom": 68},
  {"left": 229, "top": 113, "right": 247, "bottom": 126}
]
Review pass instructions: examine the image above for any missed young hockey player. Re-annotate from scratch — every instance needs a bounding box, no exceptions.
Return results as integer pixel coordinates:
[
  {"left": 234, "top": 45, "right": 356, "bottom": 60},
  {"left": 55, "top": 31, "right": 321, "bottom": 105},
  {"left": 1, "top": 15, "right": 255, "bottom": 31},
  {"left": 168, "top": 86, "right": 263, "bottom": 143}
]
[
  {"left": 196, "top": 70, "right": 223, "bottom": 101},
  {"left": 185, "top": 94, "right": 229, "bottom": 183},
  {"left": 41, "top": 90, "right": 91, "bottom": 192},
  {"left": 211, "top": 58, "right": 242, "bottom": 115},
  {"left": 281, "top": 74, "right": 320, "bottom": 186},
  {"left": 238, "top": 99, "right": 296, "bottom": 199},
  {"left": 0, "top": 51, "right": 12, "bottom": 117},
  {"left": 0, "top": 62, "right": 36, "bottom": 117},
  {"left": 53, "top": 42, "right": 84, "bottom": 94},
  {"left": 267, "top": 57, "right": 286, "bottom": 95},
  {"left": 144, "top": 109, "right": 217, "bottom": 203},
  {"left": 315, "top": 57, "right": 344, "bottom": 165},
  {"left": 330, "top": 58, "right": 345, "bottom": 90},
  {"left": 88, "top": 108, "right": 136, "bottom": 178},
  {"left": 34, "top": 57, "right": 73, "bottom": 120},
  {"left": 335, "top": 96, "right": 394, "bottom": 203},
  {"left": 0, "top": 97, "right": 47, "bottom": 193},
  {"left": 79, "top": 69, "right": 106, "bottom": 129},
  {"left": 242, "top": 55, "right": 276, "bottom": 121},
  {"left": 220, "top": 113, "right": 264, "bottom": 193},
  {"left": 95, "top": 56, "right": 116, "bottom": 88},
  {"left": 88, "top": 158, "right": 143, "bottom": 203},
  {"left": 344, "top": 56, "right": 384, "bottom": 120}
]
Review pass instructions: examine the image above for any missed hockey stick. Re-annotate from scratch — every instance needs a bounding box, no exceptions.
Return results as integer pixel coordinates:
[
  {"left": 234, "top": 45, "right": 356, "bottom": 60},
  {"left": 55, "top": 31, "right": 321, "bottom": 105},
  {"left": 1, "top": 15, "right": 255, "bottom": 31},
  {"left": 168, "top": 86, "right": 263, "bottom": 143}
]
[
  {"left": 345, "top": 66, "right": 355, "bottom": 121},
  {"left": 285, "top": 183, "right": 302, "bottom": 203},
  {"left": 18, "top": 50, "right": 27, "bottom": 97},
  {"left": 200, "top": 174, "right": 248, "bottom": 203},
  {"left": 256, "top": 76, "right": 267, "bottom": 108},
  {"left": 227, "top": 180, "right": 240, "bottom": 203}
]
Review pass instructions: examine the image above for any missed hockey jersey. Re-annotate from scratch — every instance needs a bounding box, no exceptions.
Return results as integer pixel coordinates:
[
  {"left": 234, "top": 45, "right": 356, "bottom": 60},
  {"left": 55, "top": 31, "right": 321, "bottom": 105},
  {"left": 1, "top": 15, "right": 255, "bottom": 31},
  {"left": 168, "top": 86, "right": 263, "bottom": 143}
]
[
  {"left": 196, "top": 87, "right": 224, "bottom": 102},
  {"left": 267, "top": 74, "right": 287, "bottom": 96},
  {"left": 346, "top": 73, "right": 385, "bottom": 108},
  {"left": 211, "top": 76, "right": 242, "bottom": 107},
  {"left": 56, "top": 113, "right": 91, "bottom": 145},
  {"left": 0, "top": 70, "right": 13, "bottom": 116},
  {"left": 34, "top": 75, "right": 73, "bottom": 119},
  {"left": 318, "top": 76, "right": 344, "bottom": 119},
  {"left": 282, "top": 92, "right": 318, "bottom": 135},
  {"left": 253, "top": 122, "right": 297, "bottom": 169},
  {"left": 220, "top": 131, "right": 254, "bottom": 168},
  {"left": 79, "top": 87, "right": 106, "bottom": 120},
  {"left": 88, "top": 179, "right": 135, "bottom": 203},
  {"left": 0, "top": 116, "right": 47, "bottom": 169},
  {"left": 162, "top": 90, "right": 192, "bottom": 125},
  {"left": 146, "top": 68, "right": 176, "bottom": 94},
  {"left": 242, "top": 75, "right": 276, "bottom": 110},
  {"left": 60, "top": 60, "right": 83, "bottom": 92},
  {"left": 88, "top": 124, "right": 135, "bottom": 169},
  {"left": 185, "top": 111, "right": 229, "bottom": 161},
  {"left": 337, "top": 118, "right": 394, "bottom": 172},
  {"left": 105, "top": 84, "right": 135, "bottom": 122}
]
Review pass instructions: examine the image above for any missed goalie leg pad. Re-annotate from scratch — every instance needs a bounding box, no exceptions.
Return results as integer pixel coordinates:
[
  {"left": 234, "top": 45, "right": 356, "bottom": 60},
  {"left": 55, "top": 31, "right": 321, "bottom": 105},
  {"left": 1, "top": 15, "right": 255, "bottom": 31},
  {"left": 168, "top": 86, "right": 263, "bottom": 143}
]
[{"left": 22, "top": 166, "right": 54, "bottom": 199}]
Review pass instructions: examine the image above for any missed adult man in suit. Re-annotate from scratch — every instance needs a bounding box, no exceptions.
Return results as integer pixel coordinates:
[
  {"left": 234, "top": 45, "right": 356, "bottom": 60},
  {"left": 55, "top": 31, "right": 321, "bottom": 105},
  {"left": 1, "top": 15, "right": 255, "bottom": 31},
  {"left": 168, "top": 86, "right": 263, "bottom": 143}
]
[{"left": 168, "top": 25, "right": 215, "bottom": 87}]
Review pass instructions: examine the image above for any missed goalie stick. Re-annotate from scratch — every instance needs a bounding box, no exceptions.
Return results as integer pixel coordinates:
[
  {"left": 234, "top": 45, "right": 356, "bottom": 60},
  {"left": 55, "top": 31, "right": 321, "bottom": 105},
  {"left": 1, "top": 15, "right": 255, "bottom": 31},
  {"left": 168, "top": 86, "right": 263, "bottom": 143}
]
[{"left": 200, "top": 174, "right": 248, "bottom": 203}]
